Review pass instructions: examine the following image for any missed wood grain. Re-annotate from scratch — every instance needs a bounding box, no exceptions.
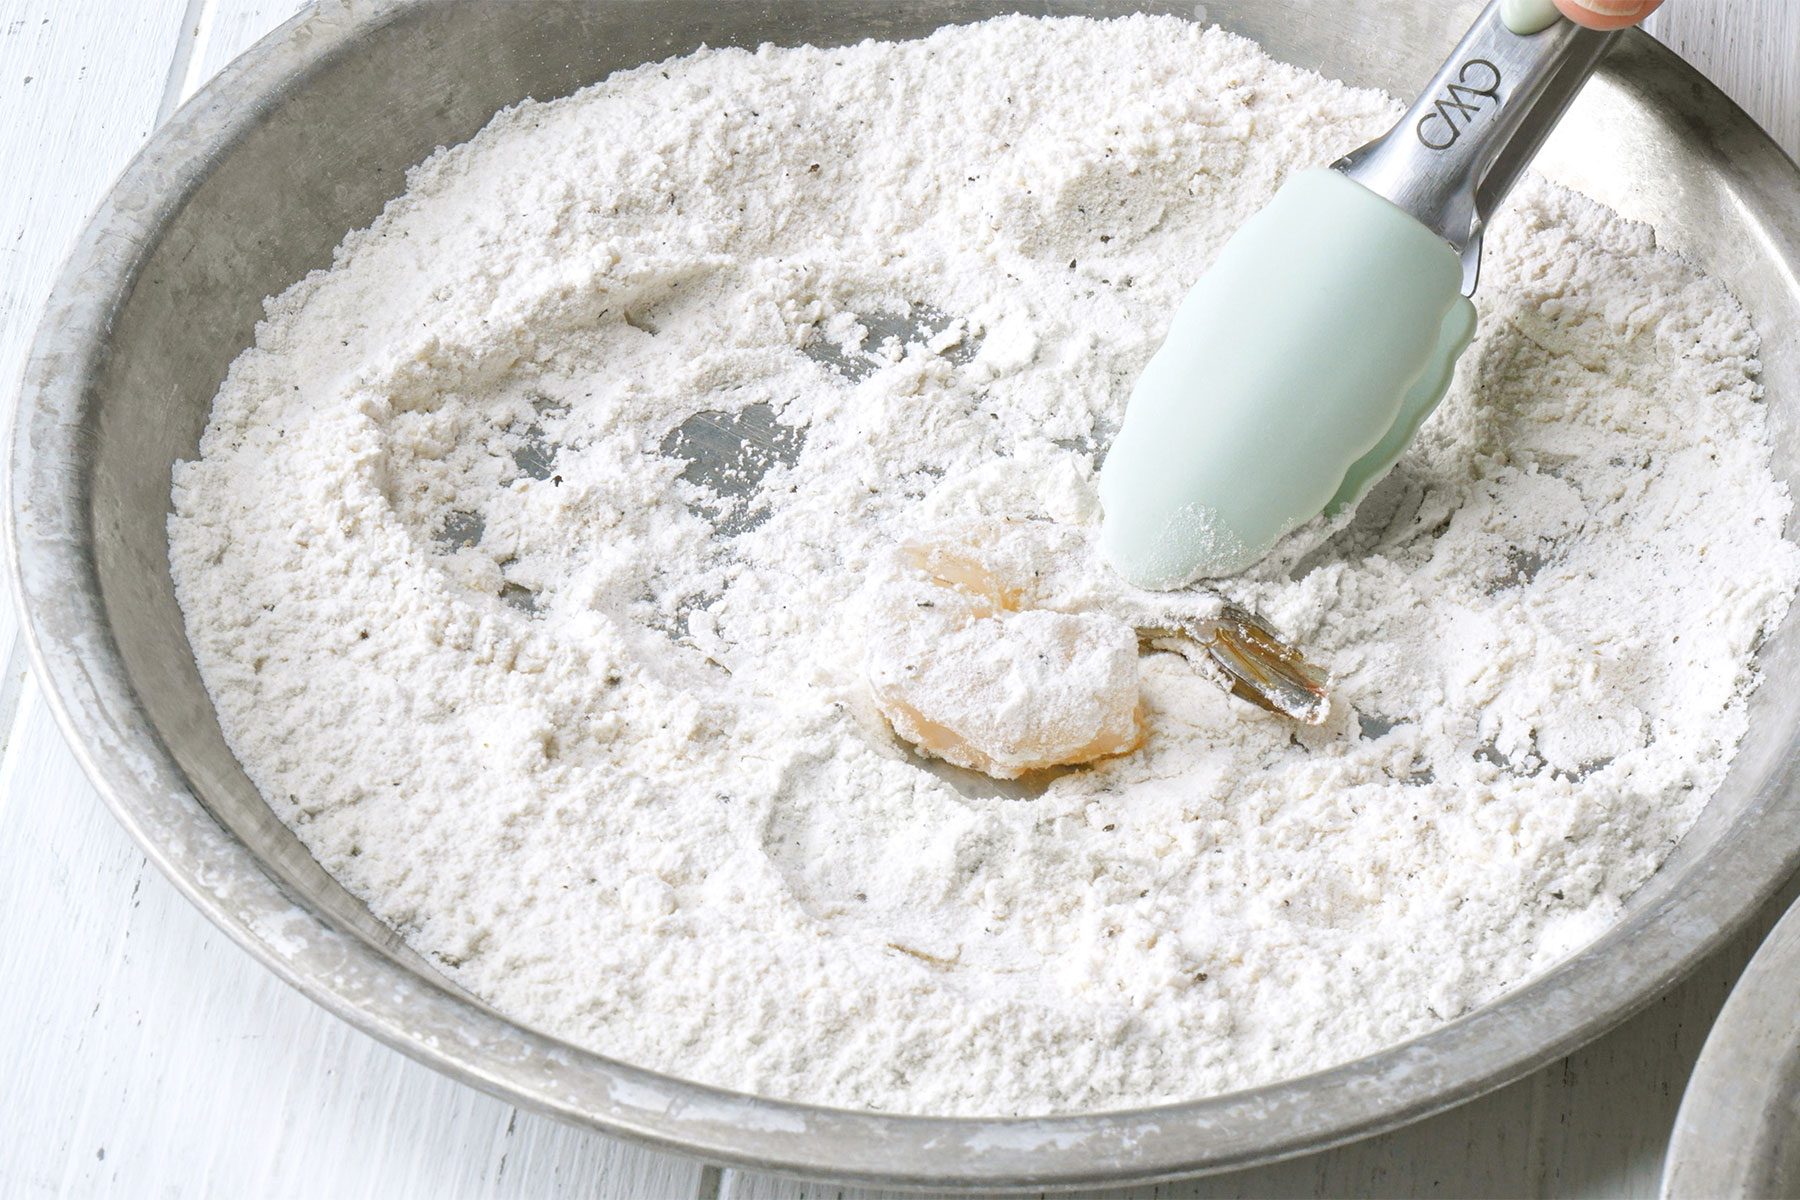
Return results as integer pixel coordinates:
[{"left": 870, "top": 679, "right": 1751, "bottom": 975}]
[{"left": 1, "top": 2, "right": 1796, "bottom": 1196}]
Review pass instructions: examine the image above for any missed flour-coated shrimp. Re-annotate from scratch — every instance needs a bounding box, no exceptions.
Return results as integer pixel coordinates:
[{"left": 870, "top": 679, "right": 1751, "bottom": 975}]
[{"left": 861, "top": 519, "right": 1330, "bottom": 780}]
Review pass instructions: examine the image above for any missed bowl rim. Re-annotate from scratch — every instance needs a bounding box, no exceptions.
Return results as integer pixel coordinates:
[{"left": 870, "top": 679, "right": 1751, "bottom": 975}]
[
  {"left": 1662, "top": 891, "right": 1800, "bottom": 1199},
  {"left": 9, "top": 0, "right": 1800, "bottom": 1188}
]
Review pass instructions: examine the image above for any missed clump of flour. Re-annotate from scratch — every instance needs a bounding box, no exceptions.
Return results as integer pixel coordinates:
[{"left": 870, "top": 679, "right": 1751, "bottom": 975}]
[{"left": 169, "top": 16, "right": 1800, "bottom": 1115}]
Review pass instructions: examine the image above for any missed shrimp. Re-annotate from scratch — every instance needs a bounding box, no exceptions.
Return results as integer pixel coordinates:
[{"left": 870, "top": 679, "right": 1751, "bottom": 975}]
[
  {"left": 861, "top": 519, "right": 1330, "bottom": 780},
  {"left": 861, "top": 520, "right": 1143, "bottom": 778}
]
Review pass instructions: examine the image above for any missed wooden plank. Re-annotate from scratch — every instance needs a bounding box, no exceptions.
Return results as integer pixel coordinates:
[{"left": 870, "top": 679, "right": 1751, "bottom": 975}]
[
  {"left": 0, "top": 0, "right": 189, "bottom": 400},
  {"left": 183, "top": 0, "right": 306, "bottom": 98},
  {"left": 0, "top": 594, "right": 22, "bottom": 761},
  {"left": 718, "top": 1176, "right": 908, "bottom": 1200},
  {"left": 0, "top": 681, "right": 165, "bottom": 1197}
]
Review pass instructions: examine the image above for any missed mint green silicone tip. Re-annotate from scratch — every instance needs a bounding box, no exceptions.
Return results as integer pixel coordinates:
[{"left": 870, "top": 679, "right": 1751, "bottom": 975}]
[
  {"left": 1098, "top": 169, "right": 1476, "bottom": 588},
  {"left": 1500, "top": 0, "right": 1564, "bottom": 35}
]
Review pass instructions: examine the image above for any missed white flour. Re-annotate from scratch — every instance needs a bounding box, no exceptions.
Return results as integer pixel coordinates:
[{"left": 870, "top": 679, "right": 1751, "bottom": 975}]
[{"left": 169, "top": 16, "right": 1800, "bottom": 1115}]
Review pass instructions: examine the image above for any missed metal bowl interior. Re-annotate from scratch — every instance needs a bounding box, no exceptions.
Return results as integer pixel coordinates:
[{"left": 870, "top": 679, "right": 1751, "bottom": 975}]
[{"left": 10, "top": 0, "right": 1800, "bottom": 1189}]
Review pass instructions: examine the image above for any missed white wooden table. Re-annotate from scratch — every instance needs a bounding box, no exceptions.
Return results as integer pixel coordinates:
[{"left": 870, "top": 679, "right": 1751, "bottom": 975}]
[{"left": 2, "top": 4, "right": 1796, "bottom": 1196}]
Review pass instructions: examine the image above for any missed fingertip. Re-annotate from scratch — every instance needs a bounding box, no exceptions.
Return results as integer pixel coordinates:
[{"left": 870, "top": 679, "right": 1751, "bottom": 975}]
[{"left": 1551, "top": 0, "right": 1662, "bottom": 30}]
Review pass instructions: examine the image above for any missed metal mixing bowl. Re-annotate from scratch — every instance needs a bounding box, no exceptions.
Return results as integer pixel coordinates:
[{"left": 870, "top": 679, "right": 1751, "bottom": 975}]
[{"left": 9, "top": 0, "right": 1800, "bottom": 1188}]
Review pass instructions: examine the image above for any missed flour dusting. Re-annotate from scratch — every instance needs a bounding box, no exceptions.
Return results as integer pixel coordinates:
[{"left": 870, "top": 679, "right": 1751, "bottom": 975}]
[{"left": 169, "top": 16, "right": 1800, "bottom": 1116}]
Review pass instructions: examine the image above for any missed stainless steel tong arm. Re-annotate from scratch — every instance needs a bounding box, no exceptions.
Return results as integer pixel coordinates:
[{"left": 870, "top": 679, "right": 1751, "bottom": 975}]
[{"left": 1333, "top": 1, "right": 1619, "bottom": 293}]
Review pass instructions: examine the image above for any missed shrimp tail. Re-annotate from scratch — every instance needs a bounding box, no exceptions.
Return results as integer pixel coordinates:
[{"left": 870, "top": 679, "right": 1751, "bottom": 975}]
[{"left": 1141, "top": 606, "right": 1332, "bottom": 726}]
